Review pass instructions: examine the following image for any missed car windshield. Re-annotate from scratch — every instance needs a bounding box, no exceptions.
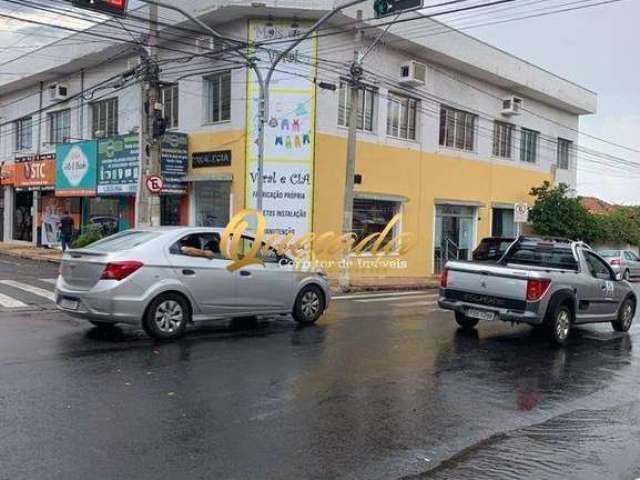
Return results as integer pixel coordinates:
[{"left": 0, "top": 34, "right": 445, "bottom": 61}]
[
  {"left": 80, "top": 231, "right": 162, "bottom": 253},
  {"left": 503, "top": 245, "right": 579, "bottom": 270},
  {"left": 598, "top": 250, "right": 620, "bottom": 258}
]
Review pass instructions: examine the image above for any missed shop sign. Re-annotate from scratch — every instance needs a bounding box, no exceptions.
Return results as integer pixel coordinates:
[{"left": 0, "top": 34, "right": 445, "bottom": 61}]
[
  {"left": 14, "top": 153, "right": 56, "bottom": 190},
  {"left": 0, "top": 162, "right": 15, "bottom": 185},
  {"left": 55, "top": 140, "right": 98, "bottom": 197},
  {"left": 97, "top": 134, "right": 139, "bottom": 195},
  {"left": 192, "top": 150, "right": 231, "bottom": 168},
  {"left": 161, "top": 133, "right": 188, "bottom": 194}
]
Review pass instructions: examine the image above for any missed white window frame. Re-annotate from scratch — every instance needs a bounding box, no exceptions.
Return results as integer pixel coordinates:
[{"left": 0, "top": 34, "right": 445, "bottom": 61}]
[
  {"left": 48, "top": 109, "right": 71, "bottom": 145},
  {"left": 15, "top": 116, "right": 32, "bottom": 151},
  {"left": 439, "top": 106, "right": 477, "bottom": 152},
  {"left": 205, "top": 71, "right": 231, "bottom": 124},
  {"left": 338, "top": 80, "right": 376, "bottom": 133},
  {"left": 520, "top": 128, "right": 539, "bottom": 164},
  {"left": 351, "top": 197, "right": 402, "bottom": 255},
  {"left": 387, "top": 92, "right": 418, "bottom": 140},
  {"left": 161, "top": 84, "right": 179, "bottom": 129},
  {"left": 91, "top": 98, "right": 118, "bottom": 138},
  {"left": 557, "top": 137, "right": 572, "bottom": 170},
  {"left": 492, "top": 121, "right": 514, "bottom": 159}
]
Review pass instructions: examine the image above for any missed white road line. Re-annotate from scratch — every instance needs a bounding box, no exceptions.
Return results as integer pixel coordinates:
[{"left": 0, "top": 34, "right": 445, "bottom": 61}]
[
  {"left": 334, "top": 290, "right": 436, "bottom": 300},
  {"left": 354, "top": 294, "right": 437, "bottom": 303},
  {"left": 392, "top": 301, "right": 438, "bottom": 307},
  {"left": 0, "top": 280, "right": 56, "bottom": 302},
  {"left": 40, "top": 278, "right": 58, "bottom": 285},
  {"left": 0, "top": 292, "right": 27, "bottom": 308}
]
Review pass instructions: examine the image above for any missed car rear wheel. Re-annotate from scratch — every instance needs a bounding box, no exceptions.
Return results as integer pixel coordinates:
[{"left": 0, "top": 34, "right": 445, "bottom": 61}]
[
  {"left": 143, "top": 293, "right": 189, "bottom": 341},
  {"left": 455, "top": 311, "right": 479, "bottom": 330},
  {"left": 545, "top": 304, "right": 572, "bottom": 345},
  {"left": 293, "top": 285, "right": 324, "bottom": 325},
  {"left": 612, "top": 298, "right": 635, "bottom": 332}
]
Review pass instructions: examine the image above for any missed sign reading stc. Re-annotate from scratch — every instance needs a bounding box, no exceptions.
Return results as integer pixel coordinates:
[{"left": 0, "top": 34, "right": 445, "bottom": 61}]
[{"left": 72, "top": 0, "right": 128, "bottom": 16}]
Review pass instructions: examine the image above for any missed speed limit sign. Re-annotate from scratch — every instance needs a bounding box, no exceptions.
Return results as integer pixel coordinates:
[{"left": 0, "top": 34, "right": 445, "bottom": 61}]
[
  {"left": 514, "top": 202, "right": 529, "bottom": 223},
  {"left": 145, "top": 175, "right": 164, "bottom": 194}
]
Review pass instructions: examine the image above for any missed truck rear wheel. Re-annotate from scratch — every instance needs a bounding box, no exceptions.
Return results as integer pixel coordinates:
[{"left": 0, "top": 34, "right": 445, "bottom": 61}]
[
  {"left": 545, "top": 304, "right": 572, "bottom": 345},
  {"left": 612, "top": 298, "right": 635, "bottom": 332},
  {"left": 455, "top": 312, "right": 479, "bottom": 330}
]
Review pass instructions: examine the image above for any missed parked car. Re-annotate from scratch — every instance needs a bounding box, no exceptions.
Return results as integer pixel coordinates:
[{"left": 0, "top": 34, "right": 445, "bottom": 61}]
[
  {"left": 55, "top": 228, "right": 331, "bottom": 340},
  {"left": 439, "top": 237, "right": 636, "bottom": 344},
  {"left": 472, "top": 237, "right": 515, "bottom": 262},
  {"left": 598, "top": 249, "right": 640, "bottom": 281}
]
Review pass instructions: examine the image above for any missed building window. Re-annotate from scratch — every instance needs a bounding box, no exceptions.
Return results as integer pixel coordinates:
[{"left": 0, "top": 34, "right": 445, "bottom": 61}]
[
  {"left": 352, "top": 198, "right": 401, "bottom": 247},
  {"left": 161, "top": 84, "right": 179, "bottom": 129},
  {"left": 338, "top": 80, "right": 375, "bottom": 132},
  {"left": 520, "top": 128, "right": 538, "bottom": 163},
  {"left": 492, "top": 208, "right": 517, "bottom": 237},
  {"left": 48, "top": 109, "right": 71, "bottom": 145},
  {"left": 206, "top": 71, "right": 231, "bottom": 123},
  {"left": 92, "top": 98, "right": 118, "bottom": 138},
  {"left": 387, "top": 93, "right": 417, "bottom": 140},
  {"left": 15, "top": 117, "right": 32, "bottom": 151},
  {"left": 492, "top": 121, "right": 513, "bottom": 158},
  {"left": 439, "top": 106, "right": 476, "bottom": 151},
  {"left": 557, "top": 137, "right": 572, "bottom": 170}
]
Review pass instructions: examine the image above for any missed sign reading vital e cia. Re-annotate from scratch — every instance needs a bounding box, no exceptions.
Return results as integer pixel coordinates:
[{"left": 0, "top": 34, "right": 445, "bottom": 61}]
[
  {"left": 72, "top": 0, "right": 128, "bottom": 16},
  {"left": 373, "top": 0, "right": 423, "bottom": 18}
]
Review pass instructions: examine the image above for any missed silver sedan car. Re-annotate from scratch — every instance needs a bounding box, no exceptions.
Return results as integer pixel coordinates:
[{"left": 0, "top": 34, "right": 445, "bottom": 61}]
[
  {"left": 599, "top": 249, "right": 640, "bottom": 281},
  {"left": 55, "top": 228, "right": 331, "bottom": 340}
]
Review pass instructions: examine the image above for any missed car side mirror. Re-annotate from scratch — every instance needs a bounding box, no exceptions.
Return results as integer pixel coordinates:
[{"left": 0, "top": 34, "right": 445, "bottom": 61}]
[{"left": 615, "top": 272, "right": 623, "bottom": 281}]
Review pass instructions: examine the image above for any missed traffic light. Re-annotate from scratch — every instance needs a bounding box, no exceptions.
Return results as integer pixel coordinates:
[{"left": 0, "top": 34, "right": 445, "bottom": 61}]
[
  {"left": 374, "top": 0, "right": 424, "bottom": 18},
  {"left": 72, "top": 0, "right": 128, "bottom": 16}
]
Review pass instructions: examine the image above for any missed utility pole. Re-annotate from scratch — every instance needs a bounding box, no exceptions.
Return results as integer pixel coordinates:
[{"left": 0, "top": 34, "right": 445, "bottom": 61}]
[
  {"left": 339, "top": 11, "right": 364, "bottom": 292},
  {"left": 135, "top": 2, "right": 162, "bottom": 227}
]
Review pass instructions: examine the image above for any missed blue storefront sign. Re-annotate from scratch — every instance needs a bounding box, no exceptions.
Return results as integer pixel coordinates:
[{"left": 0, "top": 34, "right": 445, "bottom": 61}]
[
  {"left": 55, "top": 140, "right": 98, "bottom": 197},
  {"left": 161, "top": 132, "right": 188, "bottom": 195}
]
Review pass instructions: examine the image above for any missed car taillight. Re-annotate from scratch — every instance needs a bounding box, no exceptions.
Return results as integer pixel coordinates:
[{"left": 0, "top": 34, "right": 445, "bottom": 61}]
[
  {"left": 440, "top": 269, "right": 449, "bottom": 288},
  {"left": 526, "top": 278, "right": 551, "bottom": 301},
  {"left": 101, "top": 261, "right": 144, "bottom": 281},
  {"left": 610, "top": 258, "right": 620, "bottom": 265}
]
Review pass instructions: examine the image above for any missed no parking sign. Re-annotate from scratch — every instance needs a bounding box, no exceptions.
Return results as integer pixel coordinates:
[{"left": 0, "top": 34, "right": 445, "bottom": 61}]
[{"left": 145, "top": 175, "right": 164, "bottom": 194}]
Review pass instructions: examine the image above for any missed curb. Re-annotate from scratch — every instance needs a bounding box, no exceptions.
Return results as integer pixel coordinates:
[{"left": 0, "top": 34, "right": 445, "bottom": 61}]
[{"left": 0, "top": 250, "right": 61, "bottom": 265}]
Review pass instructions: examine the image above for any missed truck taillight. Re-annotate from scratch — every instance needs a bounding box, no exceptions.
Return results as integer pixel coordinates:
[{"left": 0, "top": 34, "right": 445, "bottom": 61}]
[
  {"left": 610, "top": 258, "right": 620, "bottom": 265},
  {"left": 101, "top": 261, "right": 143, "bottom": 281},
  {"left": 440, "top": 269, "right": 449, "bottom": 288},
  {"left": 526, "top": 278, "right": 551, "bottom": 301}
]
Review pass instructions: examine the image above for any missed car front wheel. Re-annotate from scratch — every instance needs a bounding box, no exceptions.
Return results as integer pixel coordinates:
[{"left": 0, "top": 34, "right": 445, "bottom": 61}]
[
  {"left": 612, "top": 298, "right": 635, "bottom": 332},
  {"left": 293, "top": 285, "right": 324, "bottom": 325},
  {"left": 143, "top": 293, "right": 189, "bottom": 340},
  {"left": 455, "top": 311, "right": 479, "bottom": 329}
]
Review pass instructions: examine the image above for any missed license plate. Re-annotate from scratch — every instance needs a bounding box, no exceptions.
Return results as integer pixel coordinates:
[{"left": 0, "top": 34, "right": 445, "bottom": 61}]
[
  {"left": 466, "top": 308, "right": 495, "bottom": 321},
  {"left": 60, "top": 298, "right": 78, "bottom": 310}
]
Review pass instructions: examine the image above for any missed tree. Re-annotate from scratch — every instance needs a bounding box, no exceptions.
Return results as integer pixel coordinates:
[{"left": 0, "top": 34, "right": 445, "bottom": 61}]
[{"left": 528, "top": 182, "right": 602, "bottom": 243}]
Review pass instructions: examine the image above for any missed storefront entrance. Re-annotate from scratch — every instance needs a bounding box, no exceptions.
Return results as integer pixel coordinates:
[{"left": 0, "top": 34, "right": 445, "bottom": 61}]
[
  {"left": 492, "top": 208, "right": 517, "bottom": 238},
  {"left": 13, "top": 191, "right": 33, "bottom": 242},
  {"left": 161, "top": 196, "right": 182, "bottom": 226},
  {"left": 434, "top": 205, "right": 476, "bottom": 273},
  {"left": 193, "top": 181, "right": 230, "bottom": 227}
]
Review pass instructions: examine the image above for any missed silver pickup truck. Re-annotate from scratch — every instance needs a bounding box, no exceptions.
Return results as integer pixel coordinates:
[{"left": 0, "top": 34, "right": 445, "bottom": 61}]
[{"left": 438, "top": 237, "right": 636, "bottom": 344}]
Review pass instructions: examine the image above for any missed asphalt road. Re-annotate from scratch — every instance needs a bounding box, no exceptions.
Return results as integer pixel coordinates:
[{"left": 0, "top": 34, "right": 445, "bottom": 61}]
[{"left": 0, "top": 255, "right": 639, "bottom": 480}]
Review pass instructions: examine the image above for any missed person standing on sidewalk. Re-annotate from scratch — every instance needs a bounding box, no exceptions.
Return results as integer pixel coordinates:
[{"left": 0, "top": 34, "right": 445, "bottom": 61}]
[{"left": 59, "top": 211, "right": 74, "bottom": 252}]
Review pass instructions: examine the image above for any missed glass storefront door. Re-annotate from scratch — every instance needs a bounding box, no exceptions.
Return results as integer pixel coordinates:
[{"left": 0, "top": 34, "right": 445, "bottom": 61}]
[
  {"left": 13, "top": 191, "right": 33, "bottom": 242},
  {"left": 492, "top": 208, "right": 517, "bottom": 238},
  {"left": 193, "top": 181, "right": 230, "bottom": 227},
  {"left": 434, "top": 205, "right": 476, "bottom": 273}
]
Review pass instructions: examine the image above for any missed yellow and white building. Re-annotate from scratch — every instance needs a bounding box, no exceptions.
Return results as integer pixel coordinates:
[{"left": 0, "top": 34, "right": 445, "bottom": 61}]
[{"left": 0, "top": 0, "right": 597, "bottom": 282}]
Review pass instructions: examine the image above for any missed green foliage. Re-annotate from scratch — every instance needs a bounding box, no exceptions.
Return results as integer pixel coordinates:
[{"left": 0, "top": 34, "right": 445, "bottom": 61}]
[
  {"left": 71, "top": 225, "right": 104, "bottom": 249},
  {"left": 528, "top": 181, "right": 640, "bottom": 245}
]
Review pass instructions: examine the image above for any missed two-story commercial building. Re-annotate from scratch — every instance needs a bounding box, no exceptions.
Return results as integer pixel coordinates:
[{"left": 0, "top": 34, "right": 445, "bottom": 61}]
[{"left": 0, "top": 0, "right": 596, "bottom": 280}]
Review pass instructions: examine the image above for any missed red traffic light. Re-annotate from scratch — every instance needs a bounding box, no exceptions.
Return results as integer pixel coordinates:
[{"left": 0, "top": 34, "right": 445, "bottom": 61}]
[{"left": 72, "top": 0, "right": 128, "bottom": 16}]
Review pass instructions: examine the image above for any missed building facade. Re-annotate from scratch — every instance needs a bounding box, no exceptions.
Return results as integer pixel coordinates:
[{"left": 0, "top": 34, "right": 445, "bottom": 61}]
[{"left": 0, "top": 0, "right": 596, "bottom": 279}]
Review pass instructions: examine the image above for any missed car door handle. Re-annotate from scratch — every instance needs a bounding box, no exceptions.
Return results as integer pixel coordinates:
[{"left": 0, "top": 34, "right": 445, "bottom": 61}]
[
  {"left": 239, "top": 270, "right": 252, "bottom": 277},
  {"left": 182, "top": 269, "right": 196, "bottom": 276}
]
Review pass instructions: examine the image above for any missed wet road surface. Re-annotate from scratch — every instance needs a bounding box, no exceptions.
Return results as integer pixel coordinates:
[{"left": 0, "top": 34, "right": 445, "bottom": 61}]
[{"left": 0, "top": 255, "right": 639, "bottom": 479}]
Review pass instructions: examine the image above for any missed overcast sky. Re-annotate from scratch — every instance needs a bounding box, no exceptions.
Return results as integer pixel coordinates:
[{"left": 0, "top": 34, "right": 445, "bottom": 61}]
[{"left": 0, "top": 0, "right": 638, "bottom": 203}]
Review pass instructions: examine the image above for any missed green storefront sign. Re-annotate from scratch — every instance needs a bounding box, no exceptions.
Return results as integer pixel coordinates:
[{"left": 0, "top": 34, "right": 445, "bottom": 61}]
[
  {"left": 97, "top": 134, "right": 139, "bottom": 195},
  {"left": 55, "top": 140, "right": 98, "bottom": 197}
]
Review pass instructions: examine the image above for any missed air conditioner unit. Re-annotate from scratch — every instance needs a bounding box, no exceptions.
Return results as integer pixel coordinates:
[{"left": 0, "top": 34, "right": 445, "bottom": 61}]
[
  {"left": 399, "top": 61, "right": 427, "bottom": 87},
  {"left": 196, "top": 36, "right": 218, "bottom": 53},
  {"left": 502, "top": 95, "right": 523, "bottom": 116},
  {"left": 48, "top": 83, "right": 69, "bottom": 102}
]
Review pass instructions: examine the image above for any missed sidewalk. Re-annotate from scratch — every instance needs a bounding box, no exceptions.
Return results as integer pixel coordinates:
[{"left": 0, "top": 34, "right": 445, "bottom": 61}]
[
  {"left": 0, "top": 243, "right": 62, "bottom": 264},
  {"left": 0, "top": 243, "right": 440, "bottom": 292}
]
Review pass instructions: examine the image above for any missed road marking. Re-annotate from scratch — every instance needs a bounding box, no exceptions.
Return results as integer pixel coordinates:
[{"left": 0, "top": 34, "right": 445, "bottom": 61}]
[
  {"left": 354, "top": 294, "right": 437, "bottom": 303},
  {"left": 0, "top": 292, "right": 27, "bottom": 308},
  {"left": 0, "top": 280, "right": 56, "bottom": 301},
  {"left": 334, "top": 290, "right": 436, "bottom": 300},
  {"left": 392, "top": 301, "right": 438, "bottom": 307},
  {"left": 40, "top": 278, "right": 58, "bottom": 285}
]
